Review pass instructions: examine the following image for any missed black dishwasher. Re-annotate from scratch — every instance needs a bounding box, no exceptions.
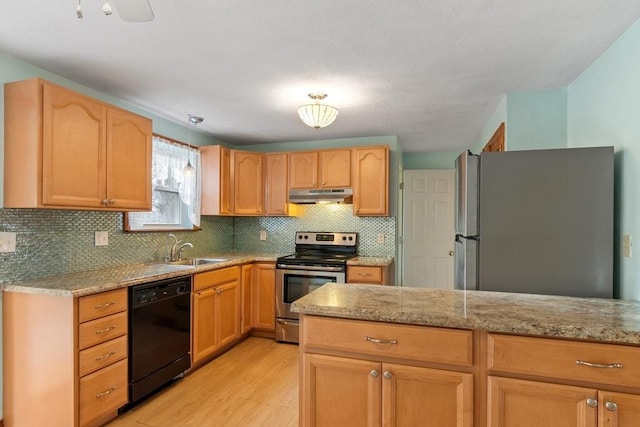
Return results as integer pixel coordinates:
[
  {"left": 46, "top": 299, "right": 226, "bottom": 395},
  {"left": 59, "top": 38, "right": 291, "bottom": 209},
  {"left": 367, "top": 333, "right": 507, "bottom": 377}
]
[{"left": 129, "top": 276, "right": 191, "bottom": 404}]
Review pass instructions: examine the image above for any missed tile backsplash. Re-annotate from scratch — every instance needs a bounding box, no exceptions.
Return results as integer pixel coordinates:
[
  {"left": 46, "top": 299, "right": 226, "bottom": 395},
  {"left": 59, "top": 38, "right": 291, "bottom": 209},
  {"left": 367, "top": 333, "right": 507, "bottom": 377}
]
[
  {"left": 0, "top": 205, "right": 396, "bottom": 283},
  {"left": 234, "top": 204, "right": 396, "bottom": 256}
]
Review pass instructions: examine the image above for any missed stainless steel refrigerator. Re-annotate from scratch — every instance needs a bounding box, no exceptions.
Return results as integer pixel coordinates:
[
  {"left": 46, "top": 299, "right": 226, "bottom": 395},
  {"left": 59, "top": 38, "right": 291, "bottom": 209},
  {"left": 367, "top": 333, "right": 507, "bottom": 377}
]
[{"left": 454, "top": 146, "right": 613, "bottom": 298}]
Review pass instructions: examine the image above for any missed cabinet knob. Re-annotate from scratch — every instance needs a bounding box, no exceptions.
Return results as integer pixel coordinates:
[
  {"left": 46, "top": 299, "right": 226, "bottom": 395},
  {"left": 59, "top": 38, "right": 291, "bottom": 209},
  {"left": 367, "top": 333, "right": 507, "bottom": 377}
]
[
  {"left": 605, "top": 401, "right": 618, "bottom": 411},
  {"left": 109, "top": 199, "right": 115, "bottom": 205},
  {"left": 101, "top": 199, "right": 109, "bottom": 206},
  {"left": 370, "top": 370, "right": 379, "bottom": 378},
  {"left": 383, "top": 371, "right": 392, "bottom": 379},
  {"left": 586, "top": 398, "right": 598, "bottom": 408},
  {"left": 322, "top": 181, "right": 326, "bottom": 186}
]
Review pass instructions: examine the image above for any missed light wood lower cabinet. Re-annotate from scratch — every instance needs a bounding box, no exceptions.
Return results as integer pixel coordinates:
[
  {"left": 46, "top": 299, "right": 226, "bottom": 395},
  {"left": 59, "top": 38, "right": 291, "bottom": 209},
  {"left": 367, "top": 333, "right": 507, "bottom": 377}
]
[
  {"left": 488, "top": 377, "right": 640, "bottom": 427},
  {"left": 192, "top": 267, "right": 241, "bottom": 364},
  {"left": 3, "top": 288, "right": 128, "bottom": 427},
  {"left": 347, "top": 265, "right": 390, "bottom": 285},
  {"left": 487, "top": 334, "right": 640, "bottom": 427},
  {"left": 241, "top": 263, "right": 254, "bottom": 334},
  {"left": 253, "top": 262, "right": 276, "bottom": 331},
  {"left": 300, "top": 315, "right": 474, "bottom": 427}
]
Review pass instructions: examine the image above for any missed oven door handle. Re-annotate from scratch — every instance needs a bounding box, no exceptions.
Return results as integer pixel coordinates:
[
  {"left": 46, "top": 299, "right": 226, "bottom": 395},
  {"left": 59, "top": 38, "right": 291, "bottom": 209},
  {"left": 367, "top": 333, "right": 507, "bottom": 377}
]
[{"left": 276, "top": 264, "right": 345, "bottom": 273}]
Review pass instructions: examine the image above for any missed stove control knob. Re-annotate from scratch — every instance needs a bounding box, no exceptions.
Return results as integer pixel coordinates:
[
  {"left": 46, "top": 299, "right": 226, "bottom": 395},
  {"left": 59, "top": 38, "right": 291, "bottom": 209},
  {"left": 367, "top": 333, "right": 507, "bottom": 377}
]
[
  {"left": 304, "top": 235, "right": 308, "bottom": 239},
  {"left": 342, "top": 236, "right": 347, "bottom": 240},
  {"left": 298, "top": 235, "right": 303, "bottom": 239},
  {"left": 348, "top": 236, "right": 353, "bottom": 241}
]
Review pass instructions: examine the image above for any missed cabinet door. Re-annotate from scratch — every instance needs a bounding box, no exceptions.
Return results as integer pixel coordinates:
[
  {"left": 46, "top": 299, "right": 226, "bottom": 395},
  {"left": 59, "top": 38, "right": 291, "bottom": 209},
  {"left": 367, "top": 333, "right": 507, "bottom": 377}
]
[
  {"left": 319, "top": 149, "right": 351, "bottom": 188},
  {"left": 382, "top": 363, "right": 472, "bottom": 427},
  {"left": 240, "top": 264, "right": 254, "bottom": 334},
  {"left": 192, "top": 288, "right": 217, "bottom": 363},
  {"left": 233, "top": 150, "right": 263, "bottom": 215},
  {"left": 487, "top": 376, "right": 597, "bottom": 427},
  {"left": 302, "top": 353, "right": 381, "bottom": 427},
  {"left": 599, "top": 391, "right": 640, "bottom": 427},
  {"left": 201, "top": 145, "right": 233, "bottom": 215},
  {"left": 107, "top": 108, "right": 152, "bottom": 210},
  {"left": 216, "top": 280, "right": 241, "bottom": 348},
  {"left": 353, "top": 146, "right": 389, "bottom": 216},
  {"left": 42, "top": 83, "right": 107, "bottom": 208},
  {"left": 253, "top": 263, "right": 275, "bottom": 330},
  {"left": 265, "top": 152, "right": 290, "bottom": 215},
  {"left": 289, "top": 151, "right": 319, "bottom": 189}
]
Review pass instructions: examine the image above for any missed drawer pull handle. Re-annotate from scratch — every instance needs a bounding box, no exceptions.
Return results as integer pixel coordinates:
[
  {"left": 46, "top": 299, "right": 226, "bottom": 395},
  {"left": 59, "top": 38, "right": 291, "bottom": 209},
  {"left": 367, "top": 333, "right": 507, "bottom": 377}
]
[
  {"left": 576, "top": 360, "right": 623, "bottom": 369},
  {"left": 95, "top": 326, "right": 117, "bottom": 335},
  {"left": 95, "top": 351, "right": 117, "bottom": 361},
  {"left": 364, "top": 336, "right": 398, "bottom": 345},
  {"left": 358, "top": 273, "right": 373, "bottom": 277},
  {"left": 586, "top": 398, "right": 598, "bottom": 408},
  {"left": 605, "top": 401, "right": 618, "bottom": 411},
  {"left": 96, "top": 386, "right": 117, "bottom": 398},
  {"left": 95, "top": 301, "right": 116, "bottom": 310}
]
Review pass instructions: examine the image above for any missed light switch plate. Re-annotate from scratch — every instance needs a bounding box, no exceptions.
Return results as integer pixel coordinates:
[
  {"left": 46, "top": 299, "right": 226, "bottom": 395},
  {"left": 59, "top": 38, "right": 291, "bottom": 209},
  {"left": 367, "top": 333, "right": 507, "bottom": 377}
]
[
  {"left": 260, "top": 230, "right": 267, "bottom": 241},
  {"left": 95, "top": 231, "right": 109, "bottom": 246},
  {"left": 377, "top": 233, "right": 385, "bottom": 244},
  {"left": 623, "top": 234, "right": 632, "bottom": 258},
  {"left": 0, "top": 232, "right": 17, "bottom": 253}
]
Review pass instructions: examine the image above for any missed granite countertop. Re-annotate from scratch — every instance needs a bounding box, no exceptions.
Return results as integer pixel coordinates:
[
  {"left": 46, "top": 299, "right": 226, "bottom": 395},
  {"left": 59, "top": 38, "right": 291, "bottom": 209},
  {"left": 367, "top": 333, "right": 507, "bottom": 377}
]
[
  {"left": 347, "top": 256, "right": 394, "bottom": 266},
  {"left": 2, "top": 253, "right": 283, "bottom": 297},
  {"left": 291, "top": 283, "right": 640, "bottom": 345}
]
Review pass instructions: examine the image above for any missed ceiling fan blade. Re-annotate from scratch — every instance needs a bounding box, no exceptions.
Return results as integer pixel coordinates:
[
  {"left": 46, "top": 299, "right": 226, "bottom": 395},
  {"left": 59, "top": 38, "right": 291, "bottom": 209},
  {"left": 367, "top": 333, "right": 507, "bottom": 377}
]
[{"left": 112, "top": 0, "right": 154, "bottom": 22}]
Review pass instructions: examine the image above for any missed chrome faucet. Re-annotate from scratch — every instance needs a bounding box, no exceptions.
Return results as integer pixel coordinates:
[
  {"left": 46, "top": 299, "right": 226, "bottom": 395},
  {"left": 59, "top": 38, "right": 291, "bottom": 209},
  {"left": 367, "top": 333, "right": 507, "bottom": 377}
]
[{"left": 166, "top": 233, "right": 194, "bottom": 262}]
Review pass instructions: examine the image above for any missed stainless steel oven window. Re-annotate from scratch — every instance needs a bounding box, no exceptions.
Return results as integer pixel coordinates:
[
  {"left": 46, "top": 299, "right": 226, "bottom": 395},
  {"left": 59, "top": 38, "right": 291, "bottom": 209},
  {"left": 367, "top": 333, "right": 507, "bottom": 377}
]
[{"left": 276, "top": 268, "right": 345, "bottom": 319}]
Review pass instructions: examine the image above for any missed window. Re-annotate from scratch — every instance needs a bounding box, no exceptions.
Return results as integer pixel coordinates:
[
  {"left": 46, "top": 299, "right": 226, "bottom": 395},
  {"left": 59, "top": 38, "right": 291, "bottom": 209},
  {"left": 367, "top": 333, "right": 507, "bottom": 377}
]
[{"left": 125, "top": 135, "right": 201, "bottom": 231}]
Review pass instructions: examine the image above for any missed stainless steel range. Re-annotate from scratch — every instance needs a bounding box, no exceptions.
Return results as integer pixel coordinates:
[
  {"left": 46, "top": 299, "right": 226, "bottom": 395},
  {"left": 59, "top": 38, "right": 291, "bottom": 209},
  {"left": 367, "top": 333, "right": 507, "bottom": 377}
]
[{"left": 275, "top": 231, "right": 358, "bottom": 343}]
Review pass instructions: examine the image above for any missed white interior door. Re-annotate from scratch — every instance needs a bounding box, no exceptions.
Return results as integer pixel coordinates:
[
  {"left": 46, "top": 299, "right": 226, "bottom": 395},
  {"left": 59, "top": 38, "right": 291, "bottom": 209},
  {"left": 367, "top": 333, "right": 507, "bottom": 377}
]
[{"left": 402, "top": 170, "right": 455, "bottom": 288}]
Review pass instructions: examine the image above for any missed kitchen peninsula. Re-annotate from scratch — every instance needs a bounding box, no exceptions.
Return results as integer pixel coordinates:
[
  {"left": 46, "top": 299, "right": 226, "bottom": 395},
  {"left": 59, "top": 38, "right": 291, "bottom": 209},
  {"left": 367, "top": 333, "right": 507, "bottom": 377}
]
[{"left": 292, "top": 283, "right": 640, "bottom": 427}]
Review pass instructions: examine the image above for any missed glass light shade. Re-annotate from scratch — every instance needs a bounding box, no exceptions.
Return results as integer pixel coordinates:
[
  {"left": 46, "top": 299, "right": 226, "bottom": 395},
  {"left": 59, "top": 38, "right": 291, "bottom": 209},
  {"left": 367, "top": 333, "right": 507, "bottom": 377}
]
[
  {"left": 183, "top": 160, "right": 196, "bottom": 177},
  {"left": 297, "top": 103, "right": 339, "bottom": 129}
]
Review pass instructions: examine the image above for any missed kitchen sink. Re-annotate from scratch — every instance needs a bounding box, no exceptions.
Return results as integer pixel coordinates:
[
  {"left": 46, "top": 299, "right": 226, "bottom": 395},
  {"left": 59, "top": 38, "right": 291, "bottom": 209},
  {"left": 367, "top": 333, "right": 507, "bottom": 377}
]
[{"left": 166, "top": 258, "right": 228, "bottom": 266}]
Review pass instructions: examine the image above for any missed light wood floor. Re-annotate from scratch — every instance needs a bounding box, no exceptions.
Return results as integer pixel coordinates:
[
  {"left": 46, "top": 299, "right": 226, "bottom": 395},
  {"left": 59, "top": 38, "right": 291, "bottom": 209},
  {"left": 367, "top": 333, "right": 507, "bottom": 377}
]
[{"left": 107, "top": 337, "right": 299, "bottom": 427}]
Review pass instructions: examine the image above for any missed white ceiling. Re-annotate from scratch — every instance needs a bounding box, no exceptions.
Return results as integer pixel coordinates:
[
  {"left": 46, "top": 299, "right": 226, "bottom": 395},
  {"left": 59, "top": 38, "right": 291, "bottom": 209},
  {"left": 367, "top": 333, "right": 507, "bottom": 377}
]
[{"left": 0, "top": 1, "right": 638, "bottom": 153}]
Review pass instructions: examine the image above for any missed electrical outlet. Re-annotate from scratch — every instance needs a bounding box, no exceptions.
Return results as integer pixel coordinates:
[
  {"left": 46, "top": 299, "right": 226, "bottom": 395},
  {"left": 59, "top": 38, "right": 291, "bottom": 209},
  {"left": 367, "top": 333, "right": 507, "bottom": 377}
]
[
  {"left": 260, "top": 230, "right": 267, "bottom": 241},
  {"left": 0, "top": 232, "right": 17, "bottom": 253},
  {"left": 623, "top": 234, "right": 632, "bottom": 258},
  {"left": 377, "top": 233, "right": 385, "bottom": 244},
  {"left": 95, "top": 231, "right": 109, "bottom": 246}
]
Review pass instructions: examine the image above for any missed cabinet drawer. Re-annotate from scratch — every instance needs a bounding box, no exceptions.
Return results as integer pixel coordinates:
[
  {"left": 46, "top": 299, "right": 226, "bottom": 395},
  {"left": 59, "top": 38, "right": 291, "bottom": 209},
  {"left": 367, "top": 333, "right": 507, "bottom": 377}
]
[
  {"left": 302, "top": 316, "right": 473, "bottom": 367},
  {"left": 79, "top": 358, "right": 128, "bottom": 427},
  {"left": 194, "top": 266, "right": 239, "bottom": 292},
  {"left": 79, "top": 335, "right": 127, "bottom": 377},
  {"left": 79, "top": 288, "right": 127, "bottom": 323},
  {"left": 78, "top": 311, "right": 128, "bottom": 350},
  {"left": 347, "top": 266, "right": 383, "bottom": 284},
  {"left": 488, "top": 334, "right": 640, "bottom": 388}
]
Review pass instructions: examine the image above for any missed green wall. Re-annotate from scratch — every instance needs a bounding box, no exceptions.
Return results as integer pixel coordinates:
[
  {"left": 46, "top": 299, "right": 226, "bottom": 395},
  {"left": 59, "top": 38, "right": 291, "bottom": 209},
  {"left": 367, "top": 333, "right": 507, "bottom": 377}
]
[
  {"left": 402, "top": 151, "right": 459, "bottom": 170},
  {"left": 506, "top": 87, "right": 568, "bottom": 151},
  {"left": 567, "top": 19, "right": 640, "bottom": 300}
]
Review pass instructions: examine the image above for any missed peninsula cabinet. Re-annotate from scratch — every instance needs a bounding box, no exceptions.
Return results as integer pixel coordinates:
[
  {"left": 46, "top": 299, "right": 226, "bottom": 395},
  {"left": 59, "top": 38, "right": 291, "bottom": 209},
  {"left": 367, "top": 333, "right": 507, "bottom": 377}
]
[
  {"left": 487, "top": 334, "right": 640, "bottom": 427},
  {"left": 4, "top": 78, "right": 152, "bottom": 211},
  {"left": 300, "top": 316, "right": 474, "bottom": 427},
  {"left": 289, "top": 149, "right": 351, "bottom": 189},
  {"left": 353, "top": 146, "right": 389, "bottom": 216},
  {"left": 4, "top": 288, "right": 129, "bottom": 427},
  {"left": 201, "top": 144, "right": 233, "bottom": 215},
  {"left": 192, "top": 266, "right": 241, "bottom": 364}
]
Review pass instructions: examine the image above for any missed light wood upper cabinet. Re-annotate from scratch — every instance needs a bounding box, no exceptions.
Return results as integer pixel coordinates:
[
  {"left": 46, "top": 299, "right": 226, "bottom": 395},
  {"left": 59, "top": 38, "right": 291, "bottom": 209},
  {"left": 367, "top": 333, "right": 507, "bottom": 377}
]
[
  {"left": 233, "top": 150, "right": 264, "bottom": 215},
  {"left": 4, "top": 78, "right": 152, "bottom": 211},
  {"left": 201, "top": 145, "right": 233, "bottom": 215},
  {"left": 264, "top": 152, "right": 291, "bottom": 216},
  {"left": 353, "top": 146, "right": 389, "bottom": 216},
  {"left": 289, "top": 149, "right": 351, "bottom": 189}
]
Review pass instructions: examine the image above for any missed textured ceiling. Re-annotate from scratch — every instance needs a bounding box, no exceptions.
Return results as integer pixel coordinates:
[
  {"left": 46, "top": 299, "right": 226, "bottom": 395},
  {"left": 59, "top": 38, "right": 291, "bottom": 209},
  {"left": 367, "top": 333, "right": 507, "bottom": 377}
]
[{"left": 0, "top": 1, "right": 638, "bottom": 153}]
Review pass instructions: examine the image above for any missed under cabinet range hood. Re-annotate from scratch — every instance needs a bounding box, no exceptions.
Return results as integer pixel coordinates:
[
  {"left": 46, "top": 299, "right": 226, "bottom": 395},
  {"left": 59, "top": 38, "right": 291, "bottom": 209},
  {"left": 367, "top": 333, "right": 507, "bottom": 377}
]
[{"left": 288, "top": 188, "right": 353, "bottom": 204}]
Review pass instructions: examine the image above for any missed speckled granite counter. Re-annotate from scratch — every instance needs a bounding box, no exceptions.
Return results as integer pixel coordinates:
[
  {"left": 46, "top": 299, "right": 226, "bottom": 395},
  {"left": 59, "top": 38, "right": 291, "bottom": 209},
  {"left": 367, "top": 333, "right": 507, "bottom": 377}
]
[
  {"left": 2, "top": 253, "right": 283, "bottom": 297},
  {"left": 291, "top": 283, "right": 640, "bottom": 345},
  {"left": 347, "top": 256, "right": 394, "bottom": 266}
]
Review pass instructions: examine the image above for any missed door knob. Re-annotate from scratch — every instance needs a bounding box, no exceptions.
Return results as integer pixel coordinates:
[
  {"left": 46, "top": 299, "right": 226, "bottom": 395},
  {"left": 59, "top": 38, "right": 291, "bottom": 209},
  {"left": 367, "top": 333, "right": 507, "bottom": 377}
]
[{"left": 449, "top": 251, "right": 454, "bottom": 256}]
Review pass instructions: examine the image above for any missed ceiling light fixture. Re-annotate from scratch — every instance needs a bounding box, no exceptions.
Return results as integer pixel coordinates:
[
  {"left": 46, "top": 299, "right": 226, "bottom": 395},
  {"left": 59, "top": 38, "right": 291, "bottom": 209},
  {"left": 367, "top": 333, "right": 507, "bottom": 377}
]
[
  {"left": 297, "top": 93, "right": 339, "bottom": 129},
  {"left": 183, "top": 114, "right": 203, "bottom": 177},
  {"left": 101, "top": 0, "right": 113, "bottom": 15}
]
